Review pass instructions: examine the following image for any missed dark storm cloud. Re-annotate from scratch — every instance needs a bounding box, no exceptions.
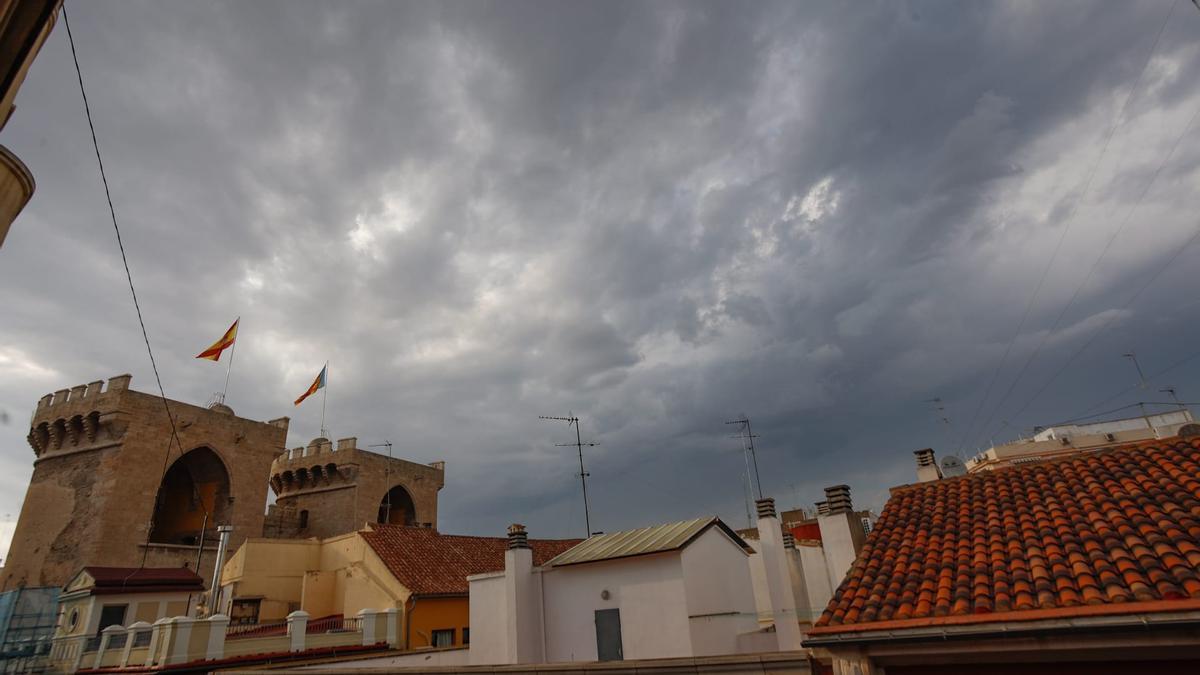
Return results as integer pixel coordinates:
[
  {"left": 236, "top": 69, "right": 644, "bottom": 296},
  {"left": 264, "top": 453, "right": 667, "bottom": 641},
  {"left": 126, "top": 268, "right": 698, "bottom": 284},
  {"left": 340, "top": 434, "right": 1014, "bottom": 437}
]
[{"left": 1, "top": 0, "right": 1199, "bottom": 550}]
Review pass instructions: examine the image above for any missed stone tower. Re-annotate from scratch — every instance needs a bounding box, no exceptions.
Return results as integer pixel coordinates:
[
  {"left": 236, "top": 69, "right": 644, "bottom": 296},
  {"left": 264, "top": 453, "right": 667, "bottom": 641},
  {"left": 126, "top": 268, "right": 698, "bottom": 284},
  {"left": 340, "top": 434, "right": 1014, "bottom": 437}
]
[
  {"left": 267, "top": 436, "right": 444, "bottom": 540},
  {"left": 1, "top": 374, "right": 289, "bottom": 591}
]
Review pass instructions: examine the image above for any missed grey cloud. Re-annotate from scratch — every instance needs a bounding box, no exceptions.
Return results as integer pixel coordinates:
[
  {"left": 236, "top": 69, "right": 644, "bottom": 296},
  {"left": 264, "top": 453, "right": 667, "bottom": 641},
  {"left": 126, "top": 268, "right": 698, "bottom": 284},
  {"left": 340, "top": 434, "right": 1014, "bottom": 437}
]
[{"left": 1, "top": 0, "right": 1199, "bottom": 554}]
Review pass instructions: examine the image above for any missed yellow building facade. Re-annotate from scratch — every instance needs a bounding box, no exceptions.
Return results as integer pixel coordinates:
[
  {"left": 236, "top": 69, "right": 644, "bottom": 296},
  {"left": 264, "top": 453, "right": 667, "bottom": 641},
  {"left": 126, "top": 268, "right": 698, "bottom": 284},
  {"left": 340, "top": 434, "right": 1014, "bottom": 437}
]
[{"left": 219, "top": 525, "right": 578, "bottom": 650}]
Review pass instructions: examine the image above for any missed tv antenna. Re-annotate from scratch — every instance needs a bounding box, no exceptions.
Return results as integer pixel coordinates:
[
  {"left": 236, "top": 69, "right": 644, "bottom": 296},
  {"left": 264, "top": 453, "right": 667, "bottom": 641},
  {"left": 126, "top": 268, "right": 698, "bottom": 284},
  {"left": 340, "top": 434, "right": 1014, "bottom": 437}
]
[
  {"left": 726, "top": 415, "right": 763, "bottom": 528},
  {"left": 1159, "top": 386, "right": 1185, "bottom": 411},
  {"left": 539, "top": 414, "right": 597, "bottom": 537}
]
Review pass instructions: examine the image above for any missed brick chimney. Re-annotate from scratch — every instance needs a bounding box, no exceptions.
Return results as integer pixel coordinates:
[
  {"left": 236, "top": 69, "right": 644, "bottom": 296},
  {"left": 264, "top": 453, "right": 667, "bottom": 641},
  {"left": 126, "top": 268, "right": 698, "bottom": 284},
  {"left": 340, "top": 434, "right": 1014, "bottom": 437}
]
[{"left": 915, "top": 448, "right": 942, "bottom": 483}]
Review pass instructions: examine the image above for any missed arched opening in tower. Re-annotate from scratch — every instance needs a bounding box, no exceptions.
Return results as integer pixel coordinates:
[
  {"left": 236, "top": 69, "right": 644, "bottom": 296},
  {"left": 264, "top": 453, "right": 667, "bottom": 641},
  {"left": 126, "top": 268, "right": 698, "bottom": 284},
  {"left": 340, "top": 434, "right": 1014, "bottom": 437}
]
[
  {"left": 377, "top": 485, "right": 416, "bottom": 526},
  {"left": 149, "top": 447, "right": 232, "bottom": 545}
]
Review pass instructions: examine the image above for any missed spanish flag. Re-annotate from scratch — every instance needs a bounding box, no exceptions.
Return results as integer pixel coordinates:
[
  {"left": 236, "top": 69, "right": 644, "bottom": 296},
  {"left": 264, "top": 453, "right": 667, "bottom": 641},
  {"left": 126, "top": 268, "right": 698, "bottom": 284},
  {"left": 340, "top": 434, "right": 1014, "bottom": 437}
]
[
  {"left": 294, "top": 364, "right": 327, "bottom": 406},
  {"left": 196, "top": 318, "right": 239, "bottom": 361}
]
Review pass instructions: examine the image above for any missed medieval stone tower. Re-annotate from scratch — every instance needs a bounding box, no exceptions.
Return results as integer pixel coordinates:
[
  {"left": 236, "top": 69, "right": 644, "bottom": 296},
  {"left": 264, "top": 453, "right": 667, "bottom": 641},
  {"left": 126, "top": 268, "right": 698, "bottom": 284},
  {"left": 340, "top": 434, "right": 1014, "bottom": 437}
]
[
  {"left": 1, "top": 374, "right": 289, "bottom": 591},
  {"left": 266, "top": 436, "right": 445, "bottom": 540}
]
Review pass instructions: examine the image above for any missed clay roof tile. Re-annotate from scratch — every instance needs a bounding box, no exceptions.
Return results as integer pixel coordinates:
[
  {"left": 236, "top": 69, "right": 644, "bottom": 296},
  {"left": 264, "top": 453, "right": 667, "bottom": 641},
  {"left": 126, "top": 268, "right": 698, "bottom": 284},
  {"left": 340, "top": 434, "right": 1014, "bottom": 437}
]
[{"left": 810, "top": 437, "right": 1200, "bottom": 634}]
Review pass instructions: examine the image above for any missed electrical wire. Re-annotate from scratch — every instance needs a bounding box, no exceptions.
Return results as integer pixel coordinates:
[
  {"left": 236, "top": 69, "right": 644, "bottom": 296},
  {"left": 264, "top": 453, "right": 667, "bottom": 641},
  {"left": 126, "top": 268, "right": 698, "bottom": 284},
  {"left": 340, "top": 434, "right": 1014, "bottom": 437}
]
[
  {"left": 975, "top": 103, "right": 1200, "bottom": 446},
  {"left": 955, "top": 0, "right": 1182, "bottom": 454},
  {"left": 62, "top": 5, "right": 209, "bottom": 567},
  {"left": 998, "top": 217, "right": 1200, "bottom": 434},
  {"left": 1058, "top": 346, "right": 1200, "bottom": 426}
]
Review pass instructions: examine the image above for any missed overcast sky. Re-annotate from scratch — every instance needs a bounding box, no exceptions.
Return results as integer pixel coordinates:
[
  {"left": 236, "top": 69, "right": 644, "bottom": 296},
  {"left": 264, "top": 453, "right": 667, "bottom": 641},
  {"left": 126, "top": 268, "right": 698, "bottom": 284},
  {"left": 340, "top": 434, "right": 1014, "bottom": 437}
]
[{"left": 1, "top": 0, "right": 1199, "bottom": 558}]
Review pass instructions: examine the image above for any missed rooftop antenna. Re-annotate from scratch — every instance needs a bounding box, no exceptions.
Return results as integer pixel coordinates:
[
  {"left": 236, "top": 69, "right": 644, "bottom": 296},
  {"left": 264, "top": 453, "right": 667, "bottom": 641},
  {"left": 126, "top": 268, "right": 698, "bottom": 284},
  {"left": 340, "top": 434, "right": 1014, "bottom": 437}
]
[
  {"left": 725, "top": 415, "right": 763, "bottom": 499},
  {"left": 1123, "top": 352, "right": 1148, "bottom": 388},
  {"left": 1159, "top": 386, "right": 1186, "bottom": 411},
  {"left": 370, "top": 441, "right": 393, "bottom": 523},
  {"left": 1123, "top": 352, "right": 1154, "bottom": 429},
  {"left": 726, "top": 415, "right": 763, "bottom": 528},
  {"left": 923, "top": 396, "right": 956, "bottom": 447},
  {"left": 539, "top": 414, "right": 597, "bottom": 537}
]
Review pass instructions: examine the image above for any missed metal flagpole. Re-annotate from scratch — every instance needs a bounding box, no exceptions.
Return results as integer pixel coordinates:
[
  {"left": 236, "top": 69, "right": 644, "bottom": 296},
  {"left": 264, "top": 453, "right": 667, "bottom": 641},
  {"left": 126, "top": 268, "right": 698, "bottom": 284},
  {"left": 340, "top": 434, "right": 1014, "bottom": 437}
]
[
  {"left": 221, "top": 317, "right": 239, "bottom": 403},
  {"left": 320, "top": 361, "right": 329, "bottom": 438}
]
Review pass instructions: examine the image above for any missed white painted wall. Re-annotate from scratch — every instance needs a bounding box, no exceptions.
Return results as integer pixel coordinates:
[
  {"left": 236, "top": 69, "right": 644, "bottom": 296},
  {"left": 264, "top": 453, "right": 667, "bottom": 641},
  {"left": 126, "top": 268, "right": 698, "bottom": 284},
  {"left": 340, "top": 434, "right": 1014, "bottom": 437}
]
[
  {"left": 541, "top": 552, "right": 691, "bottom": 662},
  {"left": 795, "top": 544, "right": 832, "bottom": 623},
  {"left": 467, "top": 572, "right": 506, "bottom": 665},
  {"left": 679, "top": 527, "right": 759, "bottom": 656},
  {"left": 784, "top": 549, "right": 811, "bottom": 626},
  {"left": 817, "top": 512, "right": 861, "bottom": 590},
  {"left": 742, "top": 540, "right": 772, "bottom": 624},
  {"left": 504, "top": 547, "right": 543, "bottom": 664}
]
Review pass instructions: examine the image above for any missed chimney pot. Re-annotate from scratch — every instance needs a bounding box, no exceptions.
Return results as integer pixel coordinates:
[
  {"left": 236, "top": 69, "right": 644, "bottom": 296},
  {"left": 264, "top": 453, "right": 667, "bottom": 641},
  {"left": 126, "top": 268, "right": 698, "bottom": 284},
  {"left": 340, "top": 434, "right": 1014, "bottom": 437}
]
[
  {"left": 815, "top": 500, "right": 830, "bottom": 516},
  {"left": 507, "top": 523, "right": 530, "bottom": 549},
  {"left": 782, "top": 532, "right": 796, "bottom": 550},
  {"left": 755, "top": 497, "right": 777, "bottom": 519},
  {"left": 824, "top": 485, "right": 852, "bottom": 515}
]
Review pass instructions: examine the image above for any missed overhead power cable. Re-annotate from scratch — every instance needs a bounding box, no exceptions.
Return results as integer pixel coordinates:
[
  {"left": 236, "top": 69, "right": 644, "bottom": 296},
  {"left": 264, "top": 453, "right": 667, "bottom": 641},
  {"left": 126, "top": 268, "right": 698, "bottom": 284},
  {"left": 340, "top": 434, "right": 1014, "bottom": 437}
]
[
  {"left": 998, "top": 216, "right": 1200, "bottom": 435},
  {"left": 62, "top": 5, "right": 205, "bottom": 566},
  {"left": 956, "top": 0, "right": 1182, "bottom": 453},
  {"left": 975, "top": 103, "right": 1200, "bottom": 445},
  {"left": 1062, "top": 346, "right": 1200, "bottom": 424}
]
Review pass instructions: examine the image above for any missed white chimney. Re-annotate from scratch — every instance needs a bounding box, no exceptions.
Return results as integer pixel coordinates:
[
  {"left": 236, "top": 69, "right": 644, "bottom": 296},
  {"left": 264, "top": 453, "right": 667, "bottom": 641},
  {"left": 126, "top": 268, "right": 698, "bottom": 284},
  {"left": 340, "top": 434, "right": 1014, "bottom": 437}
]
[
  {"left": 914, "top": 448, "right": 942, "bottom": 483},
  {"left": 754, "top": 497, "right": 804, "bottom": 651},
  {"left": 816, "top": 485, "right": 866, "bottom": 591},
  {"left": 503, "top": 524, "right": 542, "bottom": 664}
]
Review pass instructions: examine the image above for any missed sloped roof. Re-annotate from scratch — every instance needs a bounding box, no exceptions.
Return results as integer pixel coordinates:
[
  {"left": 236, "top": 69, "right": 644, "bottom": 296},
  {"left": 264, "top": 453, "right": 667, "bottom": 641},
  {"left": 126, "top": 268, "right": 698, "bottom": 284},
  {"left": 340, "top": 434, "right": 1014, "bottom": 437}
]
[
  {"left": 808, "top": 437, "right": 1200, "bottom": 637},
  {"left": 360, "top": 525, "right": 580, "bottom": 596},
  {"left": 545, "top": 516, "right": 750, "bottom": 567},
  {"left": 68, "top": 567, "right": 205, "bottom": 595}
]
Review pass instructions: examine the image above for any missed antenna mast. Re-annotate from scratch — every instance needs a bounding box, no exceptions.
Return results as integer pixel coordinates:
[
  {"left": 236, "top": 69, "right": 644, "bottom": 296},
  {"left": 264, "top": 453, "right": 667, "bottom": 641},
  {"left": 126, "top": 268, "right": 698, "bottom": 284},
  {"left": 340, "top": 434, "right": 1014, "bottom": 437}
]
[
  {"left": 726, "top": 415, "right": 763, "bottom": 529},
  {"left": 539, "top": 414, "right": 597, "bottom": 537},
  {"left": 725, "top": 415, "right": 763, "bottom": 498}
]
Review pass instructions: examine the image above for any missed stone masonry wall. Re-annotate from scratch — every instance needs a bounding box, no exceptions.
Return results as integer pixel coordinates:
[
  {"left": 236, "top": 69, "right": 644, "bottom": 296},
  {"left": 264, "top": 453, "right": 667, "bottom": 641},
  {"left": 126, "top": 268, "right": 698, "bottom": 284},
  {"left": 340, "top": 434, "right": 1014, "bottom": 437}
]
[
  {"left": 1, "top": 375, "right": 289, "bottom": 590},
  {"left": 269, "top": 437, "right": 444, "bottom": 539}
]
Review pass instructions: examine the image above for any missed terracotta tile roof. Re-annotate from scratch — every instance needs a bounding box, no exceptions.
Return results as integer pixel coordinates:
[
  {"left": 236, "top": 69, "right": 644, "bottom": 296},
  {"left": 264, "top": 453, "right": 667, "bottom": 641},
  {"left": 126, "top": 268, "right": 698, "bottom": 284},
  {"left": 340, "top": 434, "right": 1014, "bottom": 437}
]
[
  {"left": 360, "top": 525, "right": 581, "bottom": 597},
  {"left": 809, "top": 437, "right": 1200, "bottom": 635}
]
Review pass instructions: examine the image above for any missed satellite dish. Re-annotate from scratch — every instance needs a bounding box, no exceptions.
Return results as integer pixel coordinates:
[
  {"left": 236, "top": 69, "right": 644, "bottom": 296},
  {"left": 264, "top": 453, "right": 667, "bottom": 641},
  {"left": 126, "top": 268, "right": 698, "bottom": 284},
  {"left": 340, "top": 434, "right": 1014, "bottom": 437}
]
[{"left": 941, "top": 455, "right": 966, "bottom": 478}]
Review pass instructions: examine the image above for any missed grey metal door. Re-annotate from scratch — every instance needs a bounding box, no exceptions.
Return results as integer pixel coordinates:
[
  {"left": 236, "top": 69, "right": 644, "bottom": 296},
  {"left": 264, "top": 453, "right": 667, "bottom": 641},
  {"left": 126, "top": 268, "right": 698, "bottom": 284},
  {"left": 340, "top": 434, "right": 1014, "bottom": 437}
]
[{"left": 594, "top": 608, "right": 623, "bottom": 661}]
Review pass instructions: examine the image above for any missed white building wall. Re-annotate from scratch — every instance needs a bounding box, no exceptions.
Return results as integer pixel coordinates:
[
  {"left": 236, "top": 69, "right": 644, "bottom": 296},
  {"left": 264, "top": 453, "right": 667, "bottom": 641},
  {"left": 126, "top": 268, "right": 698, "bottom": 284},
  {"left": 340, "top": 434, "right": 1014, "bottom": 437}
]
[
  {"left": 679, "top": 527, "right": 759, "bottom": 656},
  {"left": 541, "top": 552, "right": 691, "bottom": 662},
  {"left": 742, "top": 541, "right": 771, "bottom": 624},
  {"left": 796, "top": 544, "right": 833, "bottom": 624},
  {"left": 784, "top": 549, "right": 811, "bottom": 626},
  {"left": 468, "top": 573, "right": 507, "bottom": 665},
  {"left": 817, "top": 513, "right": 862, "bottom": 591}
]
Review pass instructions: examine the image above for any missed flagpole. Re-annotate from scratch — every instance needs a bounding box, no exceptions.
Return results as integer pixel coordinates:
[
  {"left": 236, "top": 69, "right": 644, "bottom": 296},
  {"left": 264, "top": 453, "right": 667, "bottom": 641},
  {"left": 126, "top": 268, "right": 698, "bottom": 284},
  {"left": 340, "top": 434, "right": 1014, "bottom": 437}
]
[
  {"left": 221, "top": 317, "right": 239, "bottom": 404},
  {"left": 320, "top": 361, "right": 328, "bottom": 438}
]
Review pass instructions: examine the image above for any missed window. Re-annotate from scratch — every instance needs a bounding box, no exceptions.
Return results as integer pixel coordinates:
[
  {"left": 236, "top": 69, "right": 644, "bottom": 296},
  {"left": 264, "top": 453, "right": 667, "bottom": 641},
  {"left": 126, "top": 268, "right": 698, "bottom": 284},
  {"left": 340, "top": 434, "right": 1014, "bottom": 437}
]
[
  {"left": 230, "top": 599, "right": 261, "bottom": 625},
  {"left": 431, "top": 629, "right": 454, "bottom": 647},
  {"left": 97, "top": 604, "right": 128, "bottom": 634},
  {"left": 298, "top": 510, "right": 309, "bottom": 529},
  {"left": 462, "top": 627, "right": 469, "bottom": 645}
]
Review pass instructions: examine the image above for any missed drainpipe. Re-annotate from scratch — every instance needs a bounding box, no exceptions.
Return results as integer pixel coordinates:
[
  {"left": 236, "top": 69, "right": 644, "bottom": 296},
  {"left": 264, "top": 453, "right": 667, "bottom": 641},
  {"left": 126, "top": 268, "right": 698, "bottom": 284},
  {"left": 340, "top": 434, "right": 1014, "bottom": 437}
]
[
  {"left": 207, "top": 525, "right": 233, "bottom": 617},
  {"left": 405, "top": 595, "right": 417, "bottom": 650}
]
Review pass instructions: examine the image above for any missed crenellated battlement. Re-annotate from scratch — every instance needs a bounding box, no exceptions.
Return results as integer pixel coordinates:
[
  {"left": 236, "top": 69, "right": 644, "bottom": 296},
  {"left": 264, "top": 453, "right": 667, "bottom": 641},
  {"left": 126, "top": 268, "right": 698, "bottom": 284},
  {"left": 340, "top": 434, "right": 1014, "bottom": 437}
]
[
  {"left": 27, "top": 374, "right": 134, "bottom": 457},
  {"left": 268, "top": 435, "right": 445, "bottom": 500}
]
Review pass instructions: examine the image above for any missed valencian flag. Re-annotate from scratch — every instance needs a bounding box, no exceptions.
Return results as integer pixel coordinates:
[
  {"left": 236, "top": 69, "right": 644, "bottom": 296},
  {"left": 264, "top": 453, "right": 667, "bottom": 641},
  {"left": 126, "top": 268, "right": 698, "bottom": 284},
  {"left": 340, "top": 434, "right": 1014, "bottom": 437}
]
[
  {"left": 196, "top": 318, "right": 239, "bottom": 361},
  {"left": 294, "top": 364, "right": 327, "bottom": 406}
]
